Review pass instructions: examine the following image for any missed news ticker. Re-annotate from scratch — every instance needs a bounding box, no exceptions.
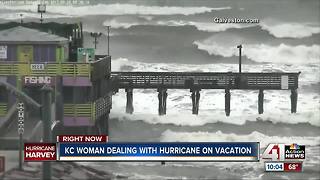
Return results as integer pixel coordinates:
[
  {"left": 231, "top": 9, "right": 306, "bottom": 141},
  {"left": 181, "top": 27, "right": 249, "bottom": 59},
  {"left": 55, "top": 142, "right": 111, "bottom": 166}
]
[
  {"left": 23, "top": 135, "right": 305, "bottom": 172},
  {"left": 24, "top": 135, "right": 259, "bottom": 162}
]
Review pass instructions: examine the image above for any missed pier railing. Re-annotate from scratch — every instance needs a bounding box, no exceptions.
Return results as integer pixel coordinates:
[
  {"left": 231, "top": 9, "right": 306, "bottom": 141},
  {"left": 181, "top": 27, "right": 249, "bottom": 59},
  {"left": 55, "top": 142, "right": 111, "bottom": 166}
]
[
  {"left": 64, "top": 103, "right": 95, "bottom": 120},
  {"left": 63, "top": 94, "right": 112, "bottom": 122},
  {"left": 0, "top": 62, "right": 91, "bottom": 77},
  {"left": 0, "top": 56, "right": 111, "bottom": 78},
  {"left": 111, "top": 72, "right": 300, "bottom": 90},
  {"left": 0, "top": 103, "right": 7, "bottom": 116}
]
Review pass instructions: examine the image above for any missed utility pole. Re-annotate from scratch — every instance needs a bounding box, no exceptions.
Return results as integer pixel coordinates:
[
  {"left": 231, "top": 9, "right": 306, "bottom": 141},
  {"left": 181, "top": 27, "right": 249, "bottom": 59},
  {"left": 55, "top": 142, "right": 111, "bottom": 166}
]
[
  {"left": 90, "top": 32, "right": 102, "bottom": 49},
  {"left": 106, "top": 26, "right": 110, "bottom": 56},
  {"left": 237, "top": 44, "right": 242, "bottom": 74}
]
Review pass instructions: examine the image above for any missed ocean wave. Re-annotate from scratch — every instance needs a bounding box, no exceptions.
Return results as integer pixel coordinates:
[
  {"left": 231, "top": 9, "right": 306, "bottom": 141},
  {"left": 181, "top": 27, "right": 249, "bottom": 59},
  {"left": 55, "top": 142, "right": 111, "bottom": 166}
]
[
  {"left": 2, "top": 4, "right": 319, "bottom": 40},
  {"left": 260, "top": 20, "right": 320, "bottom": 38},
  {"left": 0, "top": 12, "right": 71, "bottom": 20},
  {"left": 111, "top": 58, "right": 320, "bottom": 86},
  {"left": 131, "top": 173, "right": 181, "bottom": 180},
  {"left": 156, "top": 20, "right": 255, "bottom": 33},
  {"left": 0, "top": 4, "right": 229, "bottom": 16},
  {"left": 1, "top": 3, "right": 319, "bottom": 39},
  {"left": 110, "top": 110, "right": 320, "bottom": 128},
  {"left": 103, "top": 19, "right": 253, "bottom": 32},
  {"left": 110, "top": 58, "right": 319, "bottom": 127},
  {"left": 160, "top": 130, "right": 320, "bottom": 147},
  {"left": 193, "top": 41, "right": 320, "bottom": 64},
  {"left": 103, "top": 19, "right": 141, "bottom": 29},
  {"left": 103, "top": 18, "right": 319, "bottom": 39}
]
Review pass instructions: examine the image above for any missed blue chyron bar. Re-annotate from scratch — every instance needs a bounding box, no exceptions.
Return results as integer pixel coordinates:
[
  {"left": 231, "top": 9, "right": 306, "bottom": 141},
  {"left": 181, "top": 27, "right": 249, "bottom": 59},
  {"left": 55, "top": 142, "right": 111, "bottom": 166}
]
[{"left": 57, "top": 142, "right": 259, "bottom": 161}]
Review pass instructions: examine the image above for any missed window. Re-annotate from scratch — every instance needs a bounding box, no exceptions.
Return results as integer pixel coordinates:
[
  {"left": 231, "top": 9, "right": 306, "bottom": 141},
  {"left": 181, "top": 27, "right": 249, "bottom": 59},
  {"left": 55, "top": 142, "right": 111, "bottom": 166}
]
[{"left": 63, "top": 87, "right": 90, "bottom": 103}]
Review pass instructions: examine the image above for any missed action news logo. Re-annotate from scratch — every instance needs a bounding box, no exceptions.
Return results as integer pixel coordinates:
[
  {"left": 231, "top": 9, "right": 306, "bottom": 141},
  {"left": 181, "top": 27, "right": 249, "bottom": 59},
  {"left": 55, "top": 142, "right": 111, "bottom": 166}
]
[{"left": 262, "top": 143, "right": 305, "bottom": 161}]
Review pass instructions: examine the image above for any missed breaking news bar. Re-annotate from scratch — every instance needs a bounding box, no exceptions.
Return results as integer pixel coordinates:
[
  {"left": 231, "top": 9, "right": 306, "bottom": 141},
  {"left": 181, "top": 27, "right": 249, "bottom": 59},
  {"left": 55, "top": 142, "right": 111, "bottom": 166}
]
[{"left": 24, "top": 139, "right": 259, "bottom": 162}]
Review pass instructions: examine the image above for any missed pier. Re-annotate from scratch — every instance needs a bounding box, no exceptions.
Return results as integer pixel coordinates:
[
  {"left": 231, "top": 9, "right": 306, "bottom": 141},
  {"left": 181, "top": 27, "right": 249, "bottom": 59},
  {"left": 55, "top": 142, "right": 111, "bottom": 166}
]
[{"left": 111, "top": 72, "right": 300, "bottom": 116}]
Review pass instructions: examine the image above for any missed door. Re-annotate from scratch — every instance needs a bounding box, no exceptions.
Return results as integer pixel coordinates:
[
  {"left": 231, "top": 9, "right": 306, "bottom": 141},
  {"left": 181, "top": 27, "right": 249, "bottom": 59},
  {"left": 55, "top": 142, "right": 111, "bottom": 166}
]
[{"left": 17, "top": 45, "right": 33, "bottom": 62}]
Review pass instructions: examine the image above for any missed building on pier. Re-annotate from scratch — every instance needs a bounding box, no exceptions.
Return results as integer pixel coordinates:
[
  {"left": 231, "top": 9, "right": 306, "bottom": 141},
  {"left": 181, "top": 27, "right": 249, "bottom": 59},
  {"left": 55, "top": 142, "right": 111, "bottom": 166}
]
[{"left": 0, "top": 22, "right": 111, "bottom": 138}]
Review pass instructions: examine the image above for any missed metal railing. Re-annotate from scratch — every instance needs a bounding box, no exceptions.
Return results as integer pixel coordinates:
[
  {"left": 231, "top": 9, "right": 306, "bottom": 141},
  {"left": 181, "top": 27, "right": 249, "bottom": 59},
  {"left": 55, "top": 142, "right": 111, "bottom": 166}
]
[
  {"left": 111, "top": 72, "right": 300, "bottom": 90},
  {"left": 63, "top": 96, "right": 113, "bottom": 122},
  {"left": 63, "top": 103, "right": 96, "bottom": 121},
  {"left": 95, "top": 95, "right": 112, "bottom": 118},
  {"left": 0, "top": 103, "right": 7, "bottom": 116},
  {"left": 0, "top": 62, "right": 91, "bottom": 77}
]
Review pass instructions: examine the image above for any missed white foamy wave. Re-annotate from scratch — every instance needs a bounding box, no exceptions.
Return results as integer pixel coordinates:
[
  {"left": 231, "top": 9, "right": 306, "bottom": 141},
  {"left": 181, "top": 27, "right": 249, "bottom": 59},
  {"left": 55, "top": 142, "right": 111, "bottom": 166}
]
[
  {"left": 260, "top": 21, "right": 320, "bottom": 38},
  {"left": 111, "top": 58, "right": 319, "bottom": 86},
  {"left": 0, "top": 12, "right": 71, "bottom": 20},
  {"left": 0, "top": 4, "right": 228, "bottom": 16},
  {"left": 103, "top": 18, "right": 320, "bottom": 39},
  {"left": 104, "top": 19, "right": 140, "bottom": 29},
  {"left": 110, "top": 110, "right": 320, "bottom": 127},
  {"left": 131, "top": 173, "right": 182, "bottom": 180},
  {"left": 160, "top": 130, "right": 320, "bottom": 147},
  {"left": 158, "top": 20, "right": 253, "bottom": 32},
  {"left": 112, "top": 58, "right": 130, "bottom": 71},
  {"left": 139, "top": 15, "right": 154, "bottom": 21},
  {"left": 194, "top": 41, "right": 320, "bottom": 64},
  {"left": 103, "top": 19, "right": 253, "bottom": 32}
]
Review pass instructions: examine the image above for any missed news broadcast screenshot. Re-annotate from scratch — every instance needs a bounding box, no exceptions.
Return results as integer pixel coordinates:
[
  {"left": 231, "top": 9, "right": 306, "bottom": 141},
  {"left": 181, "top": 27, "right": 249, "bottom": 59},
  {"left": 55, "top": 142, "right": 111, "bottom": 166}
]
[{"left": 0, "top": 0, "right": 319, "bottom": 179}]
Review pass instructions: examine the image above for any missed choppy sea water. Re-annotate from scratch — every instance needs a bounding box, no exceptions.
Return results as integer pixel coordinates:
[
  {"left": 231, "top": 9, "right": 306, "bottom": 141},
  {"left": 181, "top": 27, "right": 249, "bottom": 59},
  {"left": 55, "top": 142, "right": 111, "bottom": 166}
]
[
  {"left": 1, "top": 0, "right": 319, "bottom": 179},
  {"left": 107, "top": 59, "right": 320, "bottom": 179}
]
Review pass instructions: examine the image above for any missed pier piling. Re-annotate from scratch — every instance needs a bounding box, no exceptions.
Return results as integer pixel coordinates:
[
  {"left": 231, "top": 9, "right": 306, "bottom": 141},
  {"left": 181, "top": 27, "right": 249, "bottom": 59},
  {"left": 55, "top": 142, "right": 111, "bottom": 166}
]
[
  {"left": 225, "top": 88, "right": 231, "bottom": 116},
  {"left": 158, "top": 88, "right": 167, "bottom": 115},
  {"left": 125, "top": 88, "right": 134, "bottom": 114},
  {"left": 258, "top": 89, "right": 264, "bottom": 114},
  {"left": 191, "top": 89, "right": 200, "bottom": 114},
  {"left": 290, "top": 89, "right": 298, "bottom": 113},
  {"left": 41, "top": 86, "right": 53, "bottom": 180}
]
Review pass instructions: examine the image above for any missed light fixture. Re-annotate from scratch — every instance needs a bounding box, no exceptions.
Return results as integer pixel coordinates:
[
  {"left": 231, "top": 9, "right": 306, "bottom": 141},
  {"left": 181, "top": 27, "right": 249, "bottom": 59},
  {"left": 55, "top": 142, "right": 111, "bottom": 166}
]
[
  {"left": 90, "top": 32, "right": 102, "bottom": 49},
  {"left": 37, "top": 4, "right": 46, "bottom": 24}
]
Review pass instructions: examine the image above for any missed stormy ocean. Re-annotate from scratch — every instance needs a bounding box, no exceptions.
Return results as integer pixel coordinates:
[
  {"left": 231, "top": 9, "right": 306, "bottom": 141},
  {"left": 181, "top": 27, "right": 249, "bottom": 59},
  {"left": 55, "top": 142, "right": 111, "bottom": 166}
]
[{"left": 1, "top": 0, "right": 319, "bottom": 179}]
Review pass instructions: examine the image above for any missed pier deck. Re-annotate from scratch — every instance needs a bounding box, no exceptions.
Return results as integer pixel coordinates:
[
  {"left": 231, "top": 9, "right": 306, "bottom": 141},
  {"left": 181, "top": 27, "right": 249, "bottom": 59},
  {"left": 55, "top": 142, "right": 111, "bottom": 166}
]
[{"left": 111, "top": 72, "right": 300, "bottom": 90}]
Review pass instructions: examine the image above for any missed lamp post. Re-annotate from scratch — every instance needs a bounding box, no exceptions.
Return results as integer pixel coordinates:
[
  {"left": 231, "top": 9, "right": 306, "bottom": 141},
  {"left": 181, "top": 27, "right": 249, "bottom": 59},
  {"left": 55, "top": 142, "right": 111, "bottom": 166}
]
[
  {"left": 237, "top": 44, "right": 242, "bottom": 74},
  {"left": 106, "top": 26, "right": 110, "bottom": 55},
  {"left": 37, "top": 4, "right": 46, "bottom": 24},
  {"left": 90, "top": 32, "right": 102, "bottom": 49},
  {"left": 19, "top": 14, "right": 23, "bottom": 24}
]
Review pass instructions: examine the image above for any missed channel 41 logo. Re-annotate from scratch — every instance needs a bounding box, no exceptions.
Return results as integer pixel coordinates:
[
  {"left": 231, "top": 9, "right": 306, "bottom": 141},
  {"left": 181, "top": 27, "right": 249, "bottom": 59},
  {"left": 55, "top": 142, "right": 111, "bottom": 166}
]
[{"left": 262, "top": 143, "right": 305, "bottom": 161}]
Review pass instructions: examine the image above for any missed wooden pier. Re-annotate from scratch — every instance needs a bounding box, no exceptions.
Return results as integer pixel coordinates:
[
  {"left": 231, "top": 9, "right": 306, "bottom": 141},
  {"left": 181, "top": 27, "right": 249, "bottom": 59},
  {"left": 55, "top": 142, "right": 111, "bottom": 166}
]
[{"left": 111, "top": 72, "right": 300, "bottom": 116}]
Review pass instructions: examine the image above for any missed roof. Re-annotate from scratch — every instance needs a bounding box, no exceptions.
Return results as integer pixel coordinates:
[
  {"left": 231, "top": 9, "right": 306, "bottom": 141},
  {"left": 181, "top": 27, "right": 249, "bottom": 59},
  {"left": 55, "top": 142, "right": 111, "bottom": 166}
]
[{"left": 0, "top": 26, "right": 68, "bottom": 44}]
